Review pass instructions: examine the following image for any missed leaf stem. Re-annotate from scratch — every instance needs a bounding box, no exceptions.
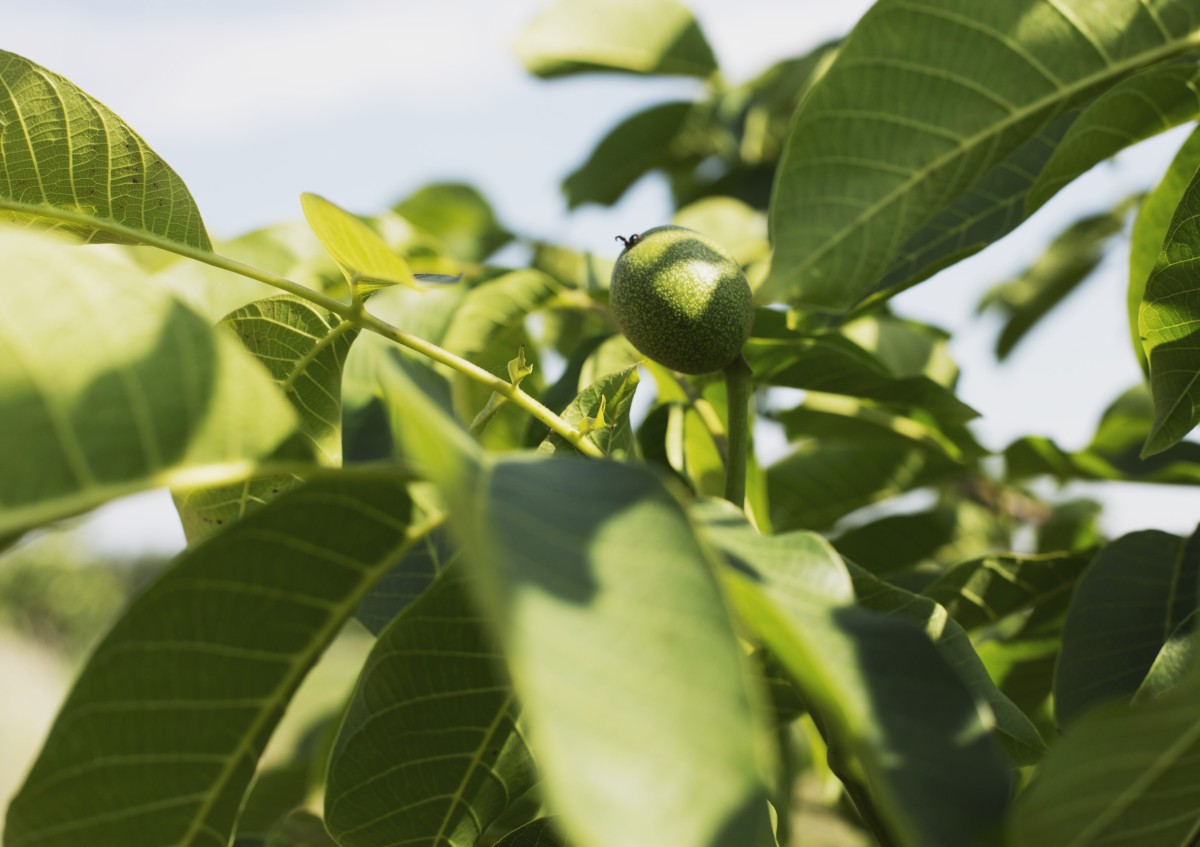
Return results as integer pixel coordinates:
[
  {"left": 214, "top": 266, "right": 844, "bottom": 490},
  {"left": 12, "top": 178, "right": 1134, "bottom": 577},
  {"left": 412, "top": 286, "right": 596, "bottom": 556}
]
[
  {"left": 2, "top": 202, "right": 603, "bottom": 458},
  {"left": 723, "top": 354, "right": 752, "bottom": 509}
]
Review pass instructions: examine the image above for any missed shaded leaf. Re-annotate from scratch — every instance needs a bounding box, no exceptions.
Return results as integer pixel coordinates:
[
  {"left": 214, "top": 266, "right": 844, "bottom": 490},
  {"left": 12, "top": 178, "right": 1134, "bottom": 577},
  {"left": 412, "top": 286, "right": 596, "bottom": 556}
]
[
  {"left": 393, "top": 182, "right": 511, "bottom": 263},
  {"left": 1012, "top": 663, "right": 1200, "bottom": 846},
  {"left": 301, "top": 193, "right": 416, "bottom": 293},
  {"left": 492, "top": 817, "right": 571, "bottom": 846},
  {"left": 831, "top": 503, "right": 1003, "bottom": 579},
  {"left": 353, "top": 530, "right": 452, "bottom": 635},
  {"left": 699, "top": 502, "right": 1012, "bottom": 847},
  {"left": 265, "top": 810, "right": 337, "bottom": 847},
  {"left": 767, "top": 0, "right": 1200, "bottom": 310},
  {"left": 1055, "top": 529, "right": 1200, "bottom": 728},
  {"left": 515, "top": 0, "right": 718, "bottom": 79},
  {"left": 4, "top": 476, "right": 428, "bottom": 847},
  {"left": 0, "top": 229, "right": 298, "bottom": 539},
  {"left": 0, "top": 50, "right": 210, "bottom": 249},
  {"left": 325, "top": 565, "right": 535, "bottom": 847}
]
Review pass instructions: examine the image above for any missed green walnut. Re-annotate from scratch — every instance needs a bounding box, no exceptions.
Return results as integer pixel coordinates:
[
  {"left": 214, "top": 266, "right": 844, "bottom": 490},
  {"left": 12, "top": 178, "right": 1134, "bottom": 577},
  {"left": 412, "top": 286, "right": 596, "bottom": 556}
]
[{"left": 610, "top": 226, "right": 754, "bottom": 374}]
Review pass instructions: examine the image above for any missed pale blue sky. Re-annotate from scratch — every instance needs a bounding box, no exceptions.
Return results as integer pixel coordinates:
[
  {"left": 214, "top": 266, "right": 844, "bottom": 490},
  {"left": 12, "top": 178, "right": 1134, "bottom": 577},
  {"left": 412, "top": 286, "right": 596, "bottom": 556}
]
[{"left": 8, "top": 0, "right": 1199, "bottom": 546}]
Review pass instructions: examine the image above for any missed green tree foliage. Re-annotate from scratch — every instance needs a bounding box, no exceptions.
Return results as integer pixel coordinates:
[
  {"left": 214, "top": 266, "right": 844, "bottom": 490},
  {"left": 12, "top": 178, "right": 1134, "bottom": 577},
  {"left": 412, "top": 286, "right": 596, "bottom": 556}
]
[{"left": 6, "top": 1, "right": 1200, "bottom": 844}]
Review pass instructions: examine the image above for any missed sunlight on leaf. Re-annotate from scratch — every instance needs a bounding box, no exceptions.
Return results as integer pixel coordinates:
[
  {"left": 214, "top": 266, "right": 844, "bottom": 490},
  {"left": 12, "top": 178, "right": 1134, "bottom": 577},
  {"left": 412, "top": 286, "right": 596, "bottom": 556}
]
[{"left": 301, "top": 193, "right": 417, "bottom": 293}]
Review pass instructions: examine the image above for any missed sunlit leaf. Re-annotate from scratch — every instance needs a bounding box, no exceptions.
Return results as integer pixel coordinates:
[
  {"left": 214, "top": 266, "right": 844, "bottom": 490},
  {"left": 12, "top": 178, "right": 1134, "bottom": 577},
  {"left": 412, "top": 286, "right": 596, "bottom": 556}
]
[
  {"left": 1130, "top": 126, "right": 1200, "bottom": 372},
  {"left": 539, "top": 365, "right": 639, "bottom": 456},
  {"left": 325, "top": 565, "right": 535, "bottom": 847},
  {"left": 0, "top": 229, "right": 299, "bottom": 539},
  {"left": 301, "top": 193, "right": 416, "bottom": 293},
  {"left": 0, "top": 50, "right": 210, "bottom": 249},
  {"left": 515, "top": 0, "right": 718, "bottom": 79},
  {"left": 1055, "top": 529, "right": 1200, "bottom": 728},
  {"left": 392, "top": 182, "right": 511, "bottom": 263},
  {"left": 767, "top": 0, "right": 1200, "bottom": 311},
  {"left": 4, "top": 476, "right": 428, "bottom": 847},
  {"left": 672, "top": 196, "right": 769, "bottom": 267}
]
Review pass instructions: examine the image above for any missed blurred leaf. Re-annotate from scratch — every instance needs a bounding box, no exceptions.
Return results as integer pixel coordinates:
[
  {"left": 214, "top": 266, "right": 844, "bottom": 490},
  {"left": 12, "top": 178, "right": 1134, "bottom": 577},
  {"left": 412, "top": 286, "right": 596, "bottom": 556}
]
[
  {"left": 0, "top": 229, "right": 299, "bottom": 539},
  {"left": 393, "top": 182, "right": 511, "bottom": 263},
  {"left": 1037, "top": 498, "right": 1104, "bottom": 552},
  {"left": 978, "top": 206, "right": 1130, "bottom": 360},
  {"left": 442, "top": 270, "right": 561, "bottom": 358},
  {"left": 531, "top": 243, "right": 615, "bottom": 294},
  {"left": 767, "top": 442, "right": 958, "bottom": 532},
  {"left": 1139, "top": 153, "right": 1200, "bottom": 455},
  {"left": 491, "top": 818, "right": 571, "bottom": 846},
  {"left": 831, "top": 503, "right": 1002, "bottom": 579},
  {"left": 847, "top": 562, "right": 1046, "bottom": 766},
  {"left": 699, "top": 502, "right": 1012, "bottom": 847},
  {"left": 325, "top": 565, "right": 535, "bottom": 847},
  {"left": 563, "top": 101, "right": 696, "bottom": 209},
  {"left": 1028, "top": 60, "right": 1200, "bottom": 212},
  {"left": 0, "top": 50, "right": 210, "bottom": 249},
  {"left": 301, "top": 193, "right": 417, "bottom": 293},
  {"left": 174, "top": 296, "right": 359, "bottom": 542},
  {"left": 1135, "top": 608, "right": 1200, "bottom": 702},
  {"left": 922, "top": 549, "right": 1093, "bottom": 633},
  {"left": 766, "top": 1, "right": 1200, "bottom": 311},
  {"left": 672, "top": 196, "right": 769, "bottom": 266},
  {"left": 264, "top": 810, "right": 337, "bottom": 847},
  {"left": 1130, "top": 126, "right": 1200, "bottom": 373},
  {"left": 515, "top": 0, "right": 717, "bottom": 79},
  {"left": 1012, "top": 662, "right": 1200, "bottom": 846},
  {"left": 384, "top": 367, "right": 775, "bottom": 847},
  {"left": 1055, "top": 529, "right": 1200, "bottom": 728},
  {"left": 4, "top": 476, "right": 427, "bottom": 847},
  {"left": 745, "top": 334, "right": 976, "bottom": 423},
  {"left": 539, "top": 366, "right": 639, "bottom": 456}
]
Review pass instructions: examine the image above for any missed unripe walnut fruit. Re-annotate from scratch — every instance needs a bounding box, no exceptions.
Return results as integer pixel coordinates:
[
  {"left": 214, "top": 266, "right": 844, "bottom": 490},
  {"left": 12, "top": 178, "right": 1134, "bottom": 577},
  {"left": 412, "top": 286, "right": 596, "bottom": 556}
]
[{"left": 610, "top": 226, "right": 754, "bottom": 374}]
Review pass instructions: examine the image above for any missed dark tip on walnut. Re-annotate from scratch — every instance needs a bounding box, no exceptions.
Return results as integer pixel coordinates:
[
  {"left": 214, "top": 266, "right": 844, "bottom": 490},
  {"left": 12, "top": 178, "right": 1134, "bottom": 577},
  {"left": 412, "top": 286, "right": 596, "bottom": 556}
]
[{"left": 615, "top": 233, "right": 641, "bottom": 249}]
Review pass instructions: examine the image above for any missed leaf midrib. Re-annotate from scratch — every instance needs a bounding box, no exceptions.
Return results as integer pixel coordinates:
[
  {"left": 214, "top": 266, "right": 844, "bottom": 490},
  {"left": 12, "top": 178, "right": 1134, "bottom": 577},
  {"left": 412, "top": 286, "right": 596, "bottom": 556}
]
[{"left": 787, "top": 27, "right": 1200, "bottom": 283}]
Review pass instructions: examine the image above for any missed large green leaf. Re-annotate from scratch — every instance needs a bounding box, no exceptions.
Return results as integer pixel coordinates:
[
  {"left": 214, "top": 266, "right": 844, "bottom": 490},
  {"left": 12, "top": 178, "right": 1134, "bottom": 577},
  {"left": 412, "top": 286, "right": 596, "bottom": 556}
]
[
  {"left": 0, "top": 50, "right": 210, "bottom": 250},
  {"left": 492, "top": 818, "right": 571, "bottom": 846},
  {"left": 846, "top": 562, "right": 1047, "bottom": 766},
  {"left": 563, "top": 102, "right": 696, "bottom": 209},
  {"left": 1130, "top": 127, "right": 1200, "bottom": 373},
  {"left": 393, "top": 182, "right": 511, "bottom": 264},
  {"left": 174, "top": 296, "right": 359, "bottom": 542},
  {"left": 325, "top": 564, "right": 535, "bottom": 847},
  {"left": 353, "top": 530, "right": 451, "bottom": 635},
  {"left": 4, "top": 476, "right": 429, "bottom": 847},
  {"left": 699, "top": 503, "right": 1012, "bottom": 847},
  {"left": 0, "top": 229, "right": 299, "bottom": 539},
  {"left": 767, "top": 0, "right": 1200, "bottom": 311},
  {"left": 1028, "top": 60, "right": 1200, "bottom": 211},
  {"left": 1140, "top": 157, "right": 1200, "bottom": 454},
  {"left": 385, "top": 370, "right": 774, "bottom": 847},
  {"left": 514, "top": 0, "right": 717, "bottom": 79},
  {"left": 1012, "top": 662, "right": 1200, "bottom": 846},
  {"left": 1055, "top": 529, "right": 1200, "bottom": 728},
  {"left": 922, "top": 549, "right": 1094, "bottom": 633},
  {"left": 831, "top": 502, "right": 1003, "bottom": 579}
]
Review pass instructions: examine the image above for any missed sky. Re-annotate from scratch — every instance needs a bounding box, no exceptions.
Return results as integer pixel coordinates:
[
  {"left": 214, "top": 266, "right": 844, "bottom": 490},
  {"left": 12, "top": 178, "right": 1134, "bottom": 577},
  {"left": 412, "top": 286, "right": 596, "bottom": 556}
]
[{"left": 8, "top": 0, "right": 1200, "bottom": 549}]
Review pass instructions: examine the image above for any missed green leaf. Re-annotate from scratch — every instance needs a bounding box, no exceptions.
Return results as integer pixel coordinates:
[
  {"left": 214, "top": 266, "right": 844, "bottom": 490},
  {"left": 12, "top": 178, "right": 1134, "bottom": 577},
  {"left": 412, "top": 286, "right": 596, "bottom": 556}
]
[
  {"left": 173, "top": 296, "right": 360, "bottom": 542},
  {"left": 325, "top": 564, "right": 535, "bottom": 847},
  {"left": 1135, "top": 608, "right": 1200, "bottom": 701},
  {"left": 442, "top": 270, "right": 561, "bottom": 358},
  {"left": 538, "top": 365, "right": 639, "bottom": 456},
  {"left": 745, "top": 334, "right": 977, "bottom": 422},
  {"left": 1131, "top": 126, "right": 1200, "bottom": 373},
  {"left": 301, "top": 193, "right": 416, "bottom": 293},
  {"left": 0, "top": 229, "right": 299, "bottom": 539},
  {"left": 672, "top": 196, "right": 770, "bottom": 267},
  {"left": 1141, "top": 157, "right": 1200, "bottom": 455},
  {"left": 767, "top": 0, "right": 1200, "bottom": 311},
  {"left": 978, "top": 206, "right": 1130, "bottom": 360},
  {"left": 1028, "top": 60, "right": 1200, "bottom": 212},
  {"left": 831, "top": 503, "right": 1003, "bottom": 578},
  {"left": 847, "top": 562, "right": 1047, "bottom": 766},
  {"left": 767, "top": 442, "right": 958, "bottom": 532},
  {"left": 563, "top": 102, "right": 696, "bottom": 209},
  {"left": 384, "top": 368, "right": 774, "bottom": 847},
  {"left": 392, "top": 182, "right": 511, "bottom": 263},
  {"left": 922, "top": 550, "right": 1094, "bottom": 633},
  {"left": 1055, "top": 529, "right": 1200, "bottom": 728},
  {"left": 353, "top": 530, "right": 451, "bottom": 635},
  {"left": 492, "top": 818, "right": 571, "bottom": 846},
  {"left": 265, "top": 810, "right": 337, "bottom": 847},
  {"left": 699, "top": 503, "right": 1012, "bottom": 847},
  {"left": 0, "top": 50, "right": 211, "bottom": 250},
  {"left": 3, "top": 476, "right": 428, "bottom": 847},
  {"left": 1012, "top": 663, "right": 1200, "bottom": 846},
  {"left": 514, "top": 0, "right": 718, "bottom": 79}
]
